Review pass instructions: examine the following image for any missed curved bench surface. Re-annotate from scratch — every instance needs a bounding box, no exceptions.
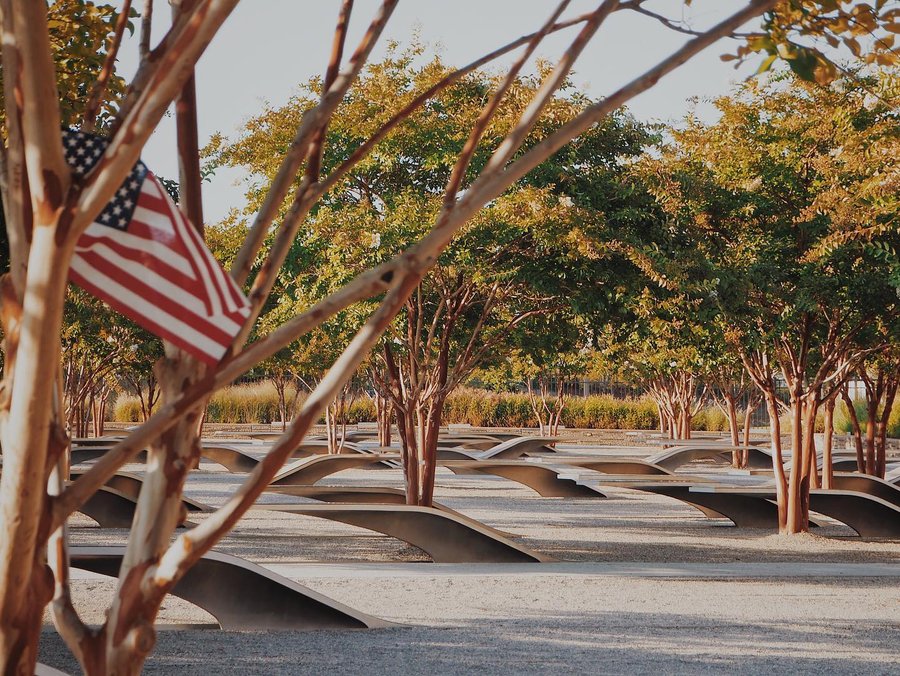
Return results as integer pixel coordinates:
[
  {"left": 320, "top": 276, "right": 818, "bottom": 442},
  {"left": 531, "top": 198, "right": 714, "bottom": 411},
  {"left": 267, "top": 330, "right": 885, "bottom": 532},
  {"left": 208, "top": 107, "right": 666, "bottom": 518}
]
[
  {"left": 70, "top": 471, "right": 209, "bottom": 512},
  {"left": 646, "top": 445, "right": 773, "bottom": 471},
  {"left": 552, "top": 458, "right": 673, "bottom": 476},
  {"left": 694, "top": 486, "right": 900, "bottom": 537},
  {"left": 199, "top": 444, "right": 261, "bottom": 473},
  {"left": 436, "top": 437, "right": 558, "bottom": 462},
  {"left": 832, "top": 473, "right": 900, "bottom": 509},
  {"left": 78, "top": 486, "right": 192, "bottom": 529},
  {"left": 70, "top": 447, "right": 148, "bottom": 465},
  {"left": 480, "top": 436, "right": 559, "bottom": 459},
  {"left": 253, "top": 503, "right": 551, "bottom": 563},
  {"left": 271, "top": 453, "right": 399, "bottom": 486},
  {"left": 69, "top": 546, "right": 389, "bottom": 630},
  {"left": 72, "top": 437, "right": 125, "bottom": 447},
  {"left": 809, "top": 490, "right": 900, "bottom": 538},
  {"left": 292, "top": 440, "right": 368, "bottom": 457},
  {"left": 265, "top": 485, "right": 517, "bottom": 538},
  {"left": 631, "top": 484, "right": 781, "bottom": 528},
  {"left": 439, "top": 459, "right": 605, "bottom": 498}
]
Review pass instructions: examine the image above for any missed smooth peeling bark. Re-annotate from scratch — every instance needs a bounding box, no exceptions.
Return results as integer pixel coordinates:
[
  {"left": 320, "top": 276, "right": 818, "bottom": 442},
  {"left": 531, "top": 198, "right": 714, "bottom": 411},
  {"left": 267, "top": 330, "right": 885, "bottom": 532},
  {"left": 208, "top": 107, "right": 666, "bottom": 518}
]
[
  {"left": 741, "top": 398, "right": 758, "bottom": 467},
  {"left": 0, "top": 228, "right": 72, "bottom": 672},
  {"left": 822, "top": 395, "right": 836, "bottom": 489},
  {"left": 102, "top": 356, "right": 206, "bottom": 672},
  {"left": 865, "top": 393, "right": 877, "bottom": 476},
  {"left": 724, "top": 394, "right": 741, "bottom": 467},
  {"left": 876, "top": 377, "right": 898, "bottom": 478},
  {"left": 765, "top": 392, "right": 787, "bottom": 530},
  {"left": 785, "top": 396, "right": 809, "bottom": 534},
  {"left": 842, "top": 386, "right": 866, "bottom": 472},
  {"left": 0, "top": 2, "right": 71, "bottom": 657},
  {"left": 802, "top": 397, "right": 819, "bottom": 490}
]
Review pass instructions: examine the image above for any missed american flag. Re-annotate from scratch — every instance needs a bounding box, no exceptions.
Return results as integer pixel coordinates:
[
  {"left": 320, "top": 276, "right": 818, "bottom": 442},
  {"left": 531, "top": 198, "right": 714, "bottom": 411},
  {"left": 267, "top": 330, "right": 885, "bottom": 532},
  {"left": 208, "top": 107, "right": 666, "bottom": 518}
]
[{"left": 65, "top": 129, "right": 251, "bottom": 364}]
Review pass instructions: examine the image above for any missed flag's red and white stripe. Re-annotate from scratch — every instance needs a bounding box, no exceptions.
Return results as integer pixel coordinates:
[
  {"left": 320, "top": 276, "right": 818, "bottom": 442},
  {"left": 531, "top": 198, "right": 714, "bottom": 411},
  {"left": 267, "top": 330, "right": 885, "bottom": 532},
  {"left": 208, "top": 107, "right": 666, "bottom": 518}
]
[{"left": 70, "top": 173, "right": 250, "bottom": 364}]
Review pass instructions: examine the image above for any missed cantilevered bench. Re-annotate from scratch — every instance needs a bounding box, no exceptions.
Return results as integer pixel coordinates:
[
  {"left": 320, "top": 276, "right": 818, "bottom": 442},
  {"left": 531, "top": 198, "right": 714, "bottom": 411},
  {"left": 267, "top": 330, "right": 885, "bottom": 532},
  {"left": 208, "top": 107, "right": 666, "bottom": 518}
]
[
  {"left": 832, "top": 473, "right": 900, "bottom": 508},
  {"left": 201, "top": 442, "right": 376, "bottom": 473},
  {"left": 436, "top": 436, "right": 559, "bottom": 461},
  {"left": 271, "top": 453, "right": 400, "bottom": 486},
  {"left": 646, "top": 445, "right": 774, "bottom": 471},
  {"left": 76, "top": 486, "right": 193, "bottom": 529},
  {"left": 290, "top": 440, "right": 372, "bottom": 457},
  {"left": 252, "top": 503, "right": 551, "bottom": 563},
  {"left": 694, "top": 486, "right": 900, "bottom": 538},
  {"left": 438, "top": 459, "right": 605, "bottom": 498},
  {"left": 436, "top": 436, "right": 507, "bottom": 451},
  {"left": 70, "top": 446, "right": 147, "bottom": 464},
  {"left": 71, "top": 443, "right": 259, "bottom": 473},
  {"left": 264, "top": 484, "right": 516, "bottom": 537},
  {"left": 70, "top": 470, "right": 210, "bottom": 512},
  {"left": 627, "top": 482, "right": 784, "bottom": 528},
  {"left": 547, "top": 457, "right": 673, "bottom": 476},
  {"left": 70, "top": 546, "right": 389, "bottom": 630}
]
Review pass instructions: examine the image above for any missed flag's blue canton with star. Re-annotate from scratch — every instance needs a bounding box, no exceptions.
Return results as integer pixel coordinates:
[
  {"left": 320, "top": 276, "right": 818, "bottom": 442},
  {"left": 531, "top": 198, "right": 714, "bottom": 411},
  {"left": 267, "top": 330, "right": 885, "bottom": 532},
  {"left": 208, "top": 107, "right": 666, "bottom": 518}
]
[
  {"left": 64, "top": 129, "right": 148, "bottom": 232},
  {"left": 65, "top": 128, "right": 251, "bottom": 364}
]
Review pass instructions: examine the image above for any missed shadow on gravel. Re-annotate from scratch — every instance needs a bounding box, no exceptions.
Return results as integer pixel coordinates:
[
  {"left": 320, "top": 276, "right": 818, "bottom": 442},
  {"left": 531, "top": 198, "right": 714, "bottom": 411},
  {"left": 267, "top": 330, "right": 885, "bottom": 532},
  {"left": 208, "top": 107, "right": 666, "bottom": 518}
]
[{"left": 39, "top": 608, "right": 899, "bottom": 675}]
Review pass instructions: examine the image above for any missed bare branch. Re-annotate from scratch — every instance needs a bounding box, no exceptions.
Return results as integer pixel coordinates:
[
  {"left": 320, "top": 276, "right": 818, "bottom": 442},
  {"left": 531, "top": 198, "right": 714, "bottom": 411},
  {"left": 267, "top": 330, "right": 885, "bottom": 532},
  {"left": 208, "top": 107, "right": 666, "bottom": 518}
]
[
  {"left": 156, "top": 271, "right": 420, "bottom": 577},
  {"left": 443, "top": 0, "right": 572, "bottom": 207},
  {"left": 139, "top": 0, "right": 153, "bottom": 59},
  {"left": 172, "top": 0, "right": 205, "bottom": 231},
  {"left": 0, "top": 0, "right": 30, "bottom": 296},
  {"left": 623, "top": 1, "right": 755, "bottom": 39},
  {"left": 229, "top": 0, "right": 398, "bottom": 287},
  {"left": 305, "top": 0, "right": 354, "bottom": 183},
  {"left": 73, "top": 0, "right": 242, "bottom": 238},
  {"left": 467, "top": 0, "right": 781, "bottom": 219},
  {"left": 481, "top": 0, "right": 619, "bottom": 174},
  {"left": 351, "top": 35, "right": 591, "bottom": 200},
  {"left": 82, "top": 0, "right": 133, "bottom": 132}
]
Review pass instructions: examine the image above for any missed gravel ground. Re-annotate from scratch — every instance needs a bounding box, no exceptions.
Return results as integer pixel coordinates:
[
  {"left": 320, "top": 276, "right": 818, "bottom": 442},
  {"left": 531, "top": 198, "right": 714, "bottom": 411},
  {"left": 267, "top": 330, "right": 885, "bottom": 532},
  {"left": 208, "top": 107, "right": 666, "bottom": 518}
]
[{"left": 38, "top": 447, "right": 900, "bottom": 674}]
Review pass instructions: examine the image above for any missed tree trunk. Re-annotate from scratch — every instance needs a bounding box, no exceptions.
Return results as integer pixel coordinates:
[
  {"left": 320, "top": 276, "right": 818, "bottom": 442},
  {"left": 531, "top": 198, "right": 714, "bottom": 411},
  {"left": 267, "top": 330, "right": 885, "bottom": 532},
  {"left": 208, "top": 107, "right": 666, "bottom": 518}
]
[
  {"left": 724, "top": 394, "right": 741, "bottom": 467},
  {"left": 841, "top": 387, "right": 865, "bottom": 473},
  {"left": 765, "top": 392, "right": 788, "bottom": 531},
  {"left": 100, "top": 354, "right": 205, "bottom": 672},
  {"left": 875, "top": 377, "right": 897, "bottom": 479},
  {"left": 741, "top": 398, "right": 757, "bottom": 468},
  {"left": 325, "top": 405, "right": 336, "bottom": 454},
  {"left": 273, "top": 378, "right": 288, "bottom": 431},
  {"left": 822, "top": 394, "right": 836, "bottom": 489},
  {"left": 0, "top": 224, "right": 72, "bottom": 674},
  {"left": 419, "top": 395, "right": 445, "bottom": 507},
  {"left": 865, "top": 393, "right": 877, "bottom": 476},
  {"left": 784, "top": 395, "right": 809, "bottom": 534},
  {"left": 802, "top": 396, "right": 819, "bottom": 490}
]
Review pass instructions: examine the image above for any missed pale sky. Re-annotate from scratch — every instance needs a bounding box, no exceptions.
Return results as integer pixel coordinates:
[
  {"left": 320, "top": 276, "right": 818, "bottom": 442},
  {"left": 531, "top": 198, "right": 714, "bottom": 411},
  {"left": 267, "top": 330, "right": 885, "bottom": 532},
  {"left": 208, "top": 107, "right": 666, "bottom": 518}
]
[{"left": 114, "top": 1, "right": 761, "bottom": 223}]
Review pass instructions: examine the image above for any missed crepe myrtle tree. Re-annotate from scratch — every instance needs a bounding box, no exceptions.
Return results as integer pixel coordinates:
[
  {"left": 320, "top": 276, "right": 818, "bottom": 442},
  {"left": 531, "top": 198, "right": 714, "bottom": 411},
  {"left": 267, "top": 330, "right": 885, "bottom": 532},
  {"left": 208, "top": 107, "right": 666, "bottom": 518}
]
[
  {"left": 1, "top": 0, "right": 895, "bottom": 672},
  {"left": 612, "top": 291, "right": 714, "bottom": 441},
  {"left": 213, "top": 48, "right": 655, "bottom": 506},
  {"left": 640, "top": 71, "right": 900, "bottom": 533},
  {"left": 483, "top": 312, "right": 590, "bottom": 438},
  {"left": 840, "top": 341, "right": 900, "bottom": 482}
]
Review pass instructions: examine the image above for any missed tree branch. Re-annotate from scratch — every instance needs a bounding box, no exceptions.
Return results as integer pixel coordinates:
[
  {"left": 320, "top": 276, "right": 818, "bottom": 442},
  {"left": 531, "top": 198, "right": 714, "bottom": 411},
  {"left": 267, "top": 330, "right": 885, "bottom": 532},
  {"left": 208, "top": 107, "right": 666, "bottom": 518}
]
[
  {"left": 83, "top": 0, "right": 133, "bottom": 132},
  {"left": 229, "top": 0, "right": 398, "bottom": 288}
]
